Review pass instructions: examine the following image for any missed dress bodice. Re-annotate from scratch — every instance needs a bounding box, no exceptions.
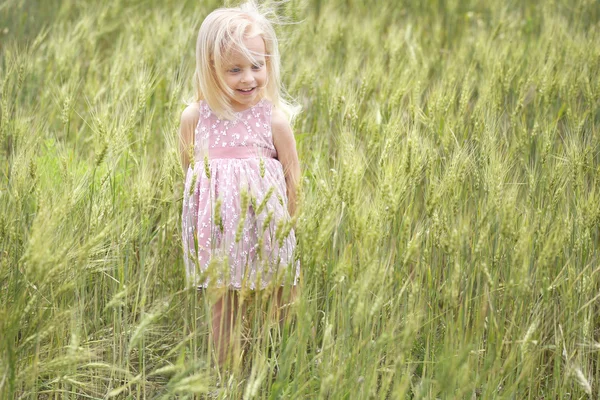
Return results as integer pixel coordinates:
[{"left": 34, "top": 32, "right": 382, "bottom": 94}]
[{"left": 194, "top": 99, "right": 277, "bottom": 161}]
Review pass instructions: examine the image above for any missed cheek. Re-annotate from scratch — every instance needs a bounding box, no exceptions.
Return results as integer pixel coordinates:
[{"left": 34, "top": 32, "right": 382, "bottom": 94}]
[
  {"left": 224, "top": 75, "right": 237, "bottom": 87},
  {"left": 259, "top": 70, "right": 268, "bottom": 82}
]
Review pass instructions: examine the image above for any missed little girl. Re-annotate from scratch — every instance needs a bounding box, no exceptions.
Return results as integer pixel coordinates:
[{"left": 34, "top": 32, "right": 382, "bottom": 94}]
[{"left": 178, "top": 1, "right": 300, "bottom": 367}]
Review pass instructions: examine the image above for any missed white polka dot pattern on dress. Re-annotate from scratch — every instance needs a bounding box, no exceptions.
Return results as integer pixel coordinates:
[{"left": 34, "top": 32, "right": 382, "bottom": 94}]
[{"left": 181, "top": 99, "right": 299, "bottom": 290}]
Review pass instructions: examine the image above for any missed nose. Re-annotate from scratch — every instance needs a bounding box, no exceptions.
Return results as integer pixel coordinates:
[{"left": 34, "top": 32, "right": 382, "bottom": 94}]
[{"left": 241, "top": 69, "right": 253, "bottom": 84}]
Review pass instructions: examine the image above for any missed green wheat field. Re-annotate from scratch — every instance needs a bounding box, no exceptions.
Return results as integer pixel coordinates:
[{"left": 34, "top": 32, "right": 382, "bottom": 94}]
[{"left": 2, "top": 0, "right": 600, "bottom": 398}]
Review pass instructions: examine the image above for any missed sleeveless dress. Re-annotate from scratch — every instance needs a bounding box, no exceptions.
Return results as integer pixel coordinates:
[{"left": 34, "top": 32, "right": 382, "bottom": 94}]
[{"left": 181, "top": 98, "right": 300, "bottom": 290}]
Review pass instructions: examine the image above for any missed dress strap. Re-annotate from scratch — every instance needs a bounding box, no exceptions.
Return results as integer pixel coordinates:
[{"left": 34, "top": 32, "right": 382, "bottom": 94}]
[{"left": 194, "top": 101, "right": 211, "bottom": 166}]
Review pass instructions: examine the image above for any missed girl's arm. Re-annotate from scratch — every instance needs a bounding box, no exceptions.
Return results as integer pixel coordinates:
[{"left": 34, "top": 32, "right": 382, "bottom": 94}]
[
  {"left": 271, "top": 107, "right": 300, "bottom": 217},
  {"left": 178, "top": 103, "right": 200, "bottom": 172}
]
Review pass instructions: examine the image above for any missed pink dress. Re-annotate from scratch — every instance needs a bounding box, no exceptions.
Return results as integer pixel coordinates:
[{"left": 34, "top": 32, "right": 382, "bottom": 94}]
[{"left": 181, "top": 99, "right": 299, "bottom": 290}]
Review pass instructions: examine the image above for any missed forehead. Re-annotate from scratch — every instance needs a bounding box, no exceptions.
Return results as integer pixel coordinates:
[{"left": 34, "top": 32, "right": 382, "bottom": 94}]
[{"left": 225, "top": 35, "right": 266, "bottom": 64}]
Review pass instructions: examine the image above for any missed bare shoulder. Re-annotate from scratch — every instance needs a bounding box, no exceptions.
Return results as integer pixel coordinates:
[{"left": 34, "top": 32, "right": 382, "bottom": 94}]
[
  {"left": 180, "top": 102, "right": 201, "bottom": 124},
  {"left": 271, "top": 106, "right": 292, "bottom": 138}
]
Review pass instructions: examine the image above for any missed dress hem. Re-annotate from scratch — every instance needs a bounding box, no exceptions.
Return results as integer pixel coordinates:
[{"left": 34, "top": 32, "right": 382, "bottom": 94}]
[{"left": 196, "top": 282, "right": 299, "bottom": 291}]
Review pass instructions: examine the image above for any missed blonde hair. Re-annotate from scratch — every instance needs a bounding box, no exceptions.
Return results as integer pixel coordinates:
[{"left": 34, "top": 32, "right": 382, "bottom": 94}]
[{"left": 193, "top": 1, "right": 299, "bottom": 122}]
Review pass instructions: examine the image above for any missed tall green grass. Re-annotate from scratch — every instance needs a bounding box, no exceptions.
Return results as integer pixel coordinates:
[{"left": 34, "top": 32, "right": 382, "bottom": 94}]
[{"left": 1, "top": 0, "right": 599, "bottom": 398}]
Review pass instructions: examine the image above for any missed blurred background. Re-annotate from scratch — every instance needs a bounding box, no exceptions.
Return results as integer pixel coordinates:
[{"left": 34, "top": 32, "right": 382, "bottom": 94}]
[{"left": 1, "top": 0, "right": 599, "bottom": 398}]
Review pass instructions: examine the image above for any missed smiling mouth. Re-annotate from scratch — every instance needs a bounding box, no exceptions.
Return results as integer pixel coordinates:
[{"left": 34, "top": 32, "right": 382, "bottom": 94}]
[{"left": 237, "top": 87, "right": 256, "bottom": 94}]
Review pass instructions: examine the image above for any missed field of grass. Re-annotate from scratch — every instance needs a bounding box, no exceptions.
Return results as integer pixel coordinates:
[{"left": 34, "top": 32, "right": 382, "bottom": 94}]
[{"left": 1, "top": 0, "right": 600, "bottom": 398}]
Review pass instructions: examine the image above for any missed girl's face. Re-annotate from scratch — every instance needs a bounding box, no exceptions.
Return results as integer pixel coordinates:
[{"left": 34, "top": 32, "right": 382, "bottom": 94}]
[{"left": 221, "top": 35, "right": 267, "bottom": 112}]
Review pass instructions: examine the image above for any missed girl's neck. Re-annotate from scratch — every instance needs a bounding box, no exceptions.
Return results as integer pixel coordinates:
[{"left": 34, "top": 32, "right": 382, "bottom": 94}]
[{"left": 231, "top": 97, "right": 264, "bottom": 113}]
